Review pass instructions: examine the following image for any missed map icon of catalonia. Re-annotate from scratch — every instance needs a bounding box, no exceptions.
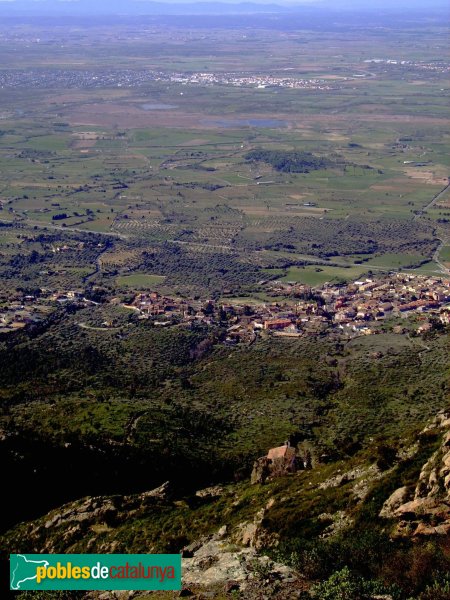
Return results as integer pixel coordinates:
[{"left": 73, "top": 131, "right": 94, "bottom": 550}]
[{"left": 10, "top": 555, "right": 50, "bottom": 590}]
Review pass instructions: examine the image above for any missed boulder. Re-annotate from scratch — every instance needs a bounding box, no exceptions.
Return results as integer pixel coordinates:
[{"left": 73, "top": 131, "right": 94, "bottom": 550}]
[
  {"left": 182, "top": 536, "right": 211, "bottom": 558},
  {"left": 379, "top": 486, "right": 411, "bottom": 519},
  {"left": 241, "top": 522, "right": 258, "bottom": 547},
  {"left": 414, "top": 522, "right": 450, "bottom": 536},
  {"left": 251, "top": 457, "right": 272, "bottom": 485},
  {"left": 139, "top": 480, "right": 172, "bottom": 503},
  {"left": 195, "top": 485, "right": 224, "bottom": 500}
]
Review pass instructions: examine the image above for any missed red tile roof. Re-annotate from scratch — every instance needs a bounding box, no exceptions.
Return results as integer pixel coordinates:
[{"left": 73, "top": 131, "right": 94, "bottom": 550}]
[{"left": 267, "top": 445, "right": 295, "bottom": 460}]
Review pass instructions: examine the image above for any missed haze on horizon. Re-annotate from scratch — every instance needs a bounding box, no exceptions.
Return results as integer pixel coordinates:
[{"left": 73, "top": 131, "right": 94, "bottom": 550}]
[{"left": 0, "top": 0, "right": 447, "bottom": 11}]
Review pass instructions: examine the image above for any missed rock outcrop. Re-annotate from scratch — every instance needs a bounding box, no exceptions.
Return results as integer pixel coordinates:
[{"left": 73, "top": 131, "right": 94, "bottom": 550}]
[
  {"left": 319, "top": 463, "right": 383, "bottom": 498},
  {"left": 233, "top": 501, "right": 279, "bottom": 550},
  {"left": 379, "top": 486, "right": 410, "bottom": 519},
  {"left": 195, "top": 485, "right": 224, "bottom": 500},
  {"left": 182, "top": 525, "right": 297, "bottom": 591},
  {"left": 380, "top": 410, "right": 450, "bottom": 537},
  {"left": 5, "top": 481, "right": 174, "bottom": 553},
  {"left": 251, "top": 456, "right": 272, "bottom": 484}
]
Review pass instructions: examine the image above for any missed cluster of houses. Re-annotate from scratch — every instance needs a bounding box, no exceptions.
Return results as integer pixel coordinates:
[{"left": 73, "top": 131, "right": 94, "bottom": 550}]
[
  {"left": 0, "top": 303, "right": 43, "bottom": 331},
  {"left": 124, "top": 273, "right": 450, "bottom": 342},
  {"left": 266, "top": 273, "right": 450, "bottom": 337},
  {"left": 1, "top": 273, "right": 449, "bottom": 340},
  {"left": 0, "top": 68, "right": 334, "bottom": 92},
  {"left": 0, "top": 289, "right": 91, "bottom": 333},
  {"left": 0, "top": 292, "right": 56, "bottom": 332},
  {"left": 168, "top": 72, "right": 333, "bottom": 90},
  {"left": 363, "top": 58, "right": 450, "bottom": 74}
]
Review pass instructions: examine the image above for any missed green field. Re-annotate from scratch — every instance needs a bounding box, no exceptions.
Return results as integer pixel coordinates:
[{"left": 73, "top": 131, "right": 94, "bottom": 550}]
[
  {"left": 278, "top": 265, "right": 369, "bottom": 285},
  {"left": 363, "top": 253, "right": 426, "bottom": 269},
  {"left": 406, "top": 261, "right": 443, "bottom": 275},
  {"left": 116, "top": 274, "right": 166, "bottom": 288},
  {"left": 265, "top": 254, "right": 430, "bottom": 286},
  {"left": 440, "top": 246, "right": 450, "bottom": 263}
]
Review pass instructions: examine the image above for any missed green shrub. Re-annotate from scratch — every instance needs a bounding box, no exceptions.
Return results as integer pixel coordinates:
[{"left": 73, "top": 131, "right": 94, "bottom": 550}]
[
  {"left": 311, "top": 567, "right": 372, "bottom": 600},
  {"left": 312, "top": 567, "right": 397, "bottom": 600},
  {"left": 415, "top": 574, "right": 450, "bottom": 600},
  {"left": 273, "top": 529, "right": 392, "bottom": 581}
]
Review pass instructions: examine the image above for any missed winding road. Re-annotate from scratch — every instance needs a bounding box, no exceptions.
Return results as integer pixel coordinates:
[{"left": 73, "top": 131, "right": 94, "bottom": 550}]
[{"left": 414, "top": 181, "right": 450, "bottom": 276}]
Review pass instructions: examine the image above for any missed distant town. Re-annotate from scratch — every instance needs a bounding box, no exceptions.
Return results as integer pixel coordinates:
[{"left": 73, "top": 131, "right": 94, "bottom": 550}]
[
  {"left": 0, "top": 68, "right": 334, "bottom": 91},
  {"left": 2, "top": 273, "right": 449, "bottom": 342},
  {"left": 364, "top": 58, "right": 450, "bottom": 74},
  {"left": 2, "top": 61, "right": 448, "bottom": 94},
  {"left": 167, "top": 72, "right": 333, "bottom": 90}
]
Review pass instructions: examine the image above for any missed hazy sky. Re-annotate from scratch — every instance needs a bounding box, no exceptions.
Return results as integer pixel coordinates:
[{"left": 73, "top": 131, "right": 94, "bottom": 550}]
[
  {"left": 0, "top": 0, "right": 446, "bottom": 4},
  {"left": 0, "top": 0, "right": 447, "bottom": 11}
]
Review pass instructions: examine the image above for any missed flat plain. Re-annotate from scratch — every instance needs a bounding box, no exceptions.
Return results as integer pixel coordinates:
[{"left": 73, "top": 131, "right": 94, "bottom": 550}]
[{"left": 0, "top": 18, "right": 448, "bottom": 295}]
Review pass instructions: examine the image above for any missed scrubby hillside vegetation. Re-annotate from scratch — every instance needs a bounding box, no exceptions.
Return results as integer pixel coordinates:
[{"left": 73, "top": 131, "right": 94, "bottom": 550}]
[{"left": 1, "top": 311, "right": 449, "bottom": 599}]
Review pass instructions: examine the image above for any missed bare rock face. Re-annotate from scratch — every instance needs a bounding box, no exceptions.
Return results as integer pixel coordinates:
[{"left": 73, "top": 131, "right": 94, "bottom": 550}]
[
  {"left": 232, "top": 500, "right": 280, "bottom": 551},
  {"left": 195, "top": 485, "right": 224, "bottom": 500},
  {"left": 319, "top": 463, "right": 383, "bottom": 500},
  {"left": 379, "top": 486, "right": 412, "bottom": 519},
  {"left": 413, "top": 522, "right": 450, "bottom": 536},
  {"left": 379, "top": 410, "right": 450, "bottom": 537},
  {"left": 234, "top": 509, "right": 266, "bottom": 549},
  {"left": 251, "top": 457, "right": 272, "bottom": 484},
  {"left": 43, "top": 497, "right": 120, "bottom": 531},
  {"left": 182, "top": 526, "right": 297, "bottom": 590},
  {"left": 138, "top": 480, "right": 173, "bottom": 502}
]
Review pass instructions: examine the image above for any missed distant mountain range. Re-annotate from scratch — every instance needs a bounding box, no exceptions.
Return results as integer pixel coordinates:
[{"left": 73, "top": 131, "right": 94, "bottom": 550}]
[
  {"left": 1, "top": 0, "right": 292, "bottom": 17},
  {"left": 0, "top": 0, "right": 447, "bottom": 17}
]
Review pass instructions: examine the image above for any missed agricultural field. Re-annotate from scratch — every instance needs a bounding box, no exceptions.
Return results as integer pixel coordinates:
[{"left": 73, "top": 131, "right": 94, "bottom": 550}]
[
  {"left": 440, "top": 246, "right": 450, "bottom": 265},
  {"left": 116, "top": 273, "right": 166, "bottom": 288},
  {"left": 0, "top": 17, "right": 448, "bottom": 295}
]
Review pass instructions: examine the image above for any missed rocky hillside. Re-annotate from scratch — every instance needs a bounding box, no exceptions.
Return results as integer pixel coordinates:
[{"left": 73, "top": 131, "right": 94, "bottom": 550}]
[
  {"left": 5, "top": 410, "right": 450, "bottom": 599},
  {"left": 380, "top": 411, "right": 450, "bottom": 537}
]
